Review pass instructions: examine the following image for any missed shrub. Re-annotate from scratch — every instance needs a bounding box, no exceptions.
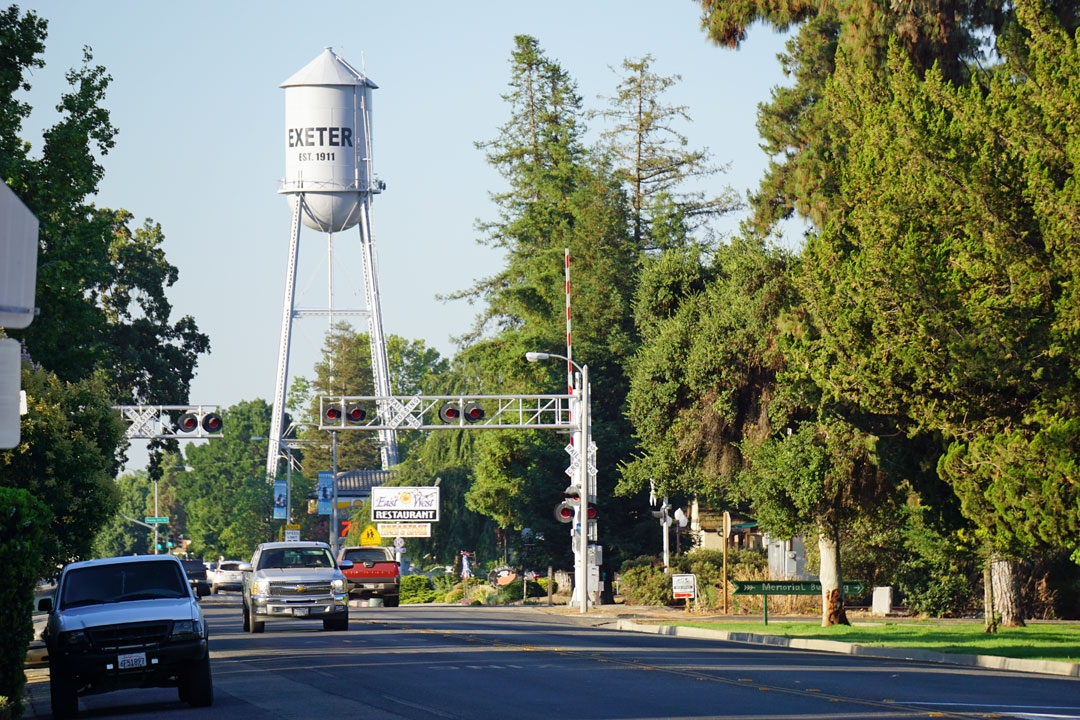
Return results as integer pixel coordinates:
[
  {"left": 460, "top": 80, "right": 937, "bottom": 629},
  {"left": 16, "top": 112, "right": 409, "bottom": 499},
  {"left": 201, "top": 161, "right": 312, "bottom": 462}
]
[
  {"left": 0, "top": 487, "right": 51, "bottom": 720},
  {"left": 400, "top": 574, "right": 436, "bottom": 604}
]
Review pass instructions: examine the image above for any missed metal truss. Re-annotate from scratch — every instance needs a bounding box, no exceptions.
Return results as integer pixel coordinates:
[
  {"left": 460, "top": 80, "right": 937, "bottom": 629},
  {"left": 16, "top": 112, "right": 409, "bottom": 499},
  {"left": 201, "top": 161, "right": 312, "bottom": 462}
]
[
  {"left": 317, "top": 394, "right": 577, "bottom": 432},
  {"left": 114, "top": 405, "right": 224, "bottom": 440}
]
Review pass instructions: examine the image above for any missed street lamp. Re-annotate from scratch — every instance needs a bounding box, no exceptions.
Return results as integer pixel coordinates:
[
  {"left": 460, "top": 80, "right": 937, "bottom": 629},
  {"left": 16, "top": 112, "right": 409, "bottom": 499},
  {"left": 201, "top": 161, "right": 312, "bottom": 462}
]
[{"left": 526, "top": 351, "right": 591, "bottom": 614}]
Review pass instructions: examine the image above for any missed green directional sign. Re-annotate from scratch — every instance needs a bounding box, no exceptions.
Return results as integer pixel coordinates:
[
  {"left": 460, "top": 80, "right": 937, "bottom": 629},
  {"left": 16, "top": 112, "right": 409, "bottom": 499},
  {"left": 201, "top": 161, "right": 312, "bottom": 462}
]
[
  {"left": 144, "top": 516, "right": 169, "bottom": 524},
  {"left": 733, "top": 580, "right": 865, "bottom": 595}
]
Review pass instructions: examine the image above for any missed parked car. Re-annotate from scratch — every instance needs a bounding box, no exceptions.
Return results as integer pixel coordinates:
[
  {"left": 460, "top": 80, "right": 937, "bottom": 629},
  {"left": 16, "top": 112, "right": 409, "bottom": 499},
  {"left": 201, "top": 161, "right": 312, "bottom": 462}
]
[
  {"left": 241, "top": 541, "right": 352, "bottom": 632},
  {"left": 25, "top": 581, "right": 54, "bottom": 669},
  {"left": 40, "top": 554, "right": 213, "bottom": 718},
  {"left": 337, "top": 545, "right": 400, "bottom": 606},
  {"left": 208, "top": 560, "right": 244, "bottom": 594},
  {"left": 181, "top": 559, "right": 210, "bottom": 598}
]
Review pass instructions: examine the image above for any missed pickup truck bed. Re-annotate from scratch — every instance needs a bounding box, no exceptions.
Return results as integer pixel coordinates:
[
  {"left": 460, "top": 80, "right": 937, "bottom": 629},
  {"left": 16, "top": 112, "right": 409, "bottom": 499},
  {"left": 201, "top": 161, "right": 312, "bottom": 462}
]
[{"left": 337, "top": 546, "right": 400, "bottom": 607}]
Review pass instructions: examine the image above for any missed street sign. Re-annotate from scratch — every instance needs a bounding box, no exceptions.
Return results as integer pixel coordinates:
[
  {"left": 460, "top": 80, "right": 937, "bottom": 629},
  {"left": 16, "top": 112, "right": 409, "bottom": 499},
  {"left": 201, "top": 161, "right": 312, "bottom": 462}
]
[
  {"left": 144, "top": 516, "right": 169, "bottom": 524},
  {"left": 733, "top": 580, "right": 865, "bottom": 595},
  {"left": 359, "top": 526, "right": 382, "bottom": 545},
  {"left": 672, "top": 573, "right": 696, "bottom": 599},
  {"left": 284, "top": 524, "right": 301, "bottom": 542}
]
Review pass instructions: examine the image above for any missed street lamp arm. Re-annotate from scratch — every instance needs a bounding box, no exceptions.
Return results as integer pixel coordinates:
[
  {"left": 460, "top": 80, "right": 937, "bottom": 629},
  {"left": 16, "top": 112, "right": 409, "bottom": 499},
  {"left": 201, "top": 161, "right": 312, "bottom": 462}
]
[{"left": 525, "top": 351, "right": 582, "bottom": 374}]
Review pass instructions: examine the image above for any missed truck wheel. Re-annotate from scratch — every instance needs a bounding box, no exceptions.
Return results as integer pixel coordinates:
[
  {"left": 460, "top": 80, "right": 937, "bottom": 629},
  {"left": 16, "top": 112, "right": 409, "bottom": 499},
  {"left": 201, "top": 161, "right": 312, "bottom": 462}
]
[
  {"left": 183, "top": 654, "right": 214, "bottom": 707},
  {"left": 242, "top": 604, "right": 250, "bottom": 632},
  {"left": 385, "top": 596, "right": 399, "bottom": 608},
  {"left": 323, "top": 613, "right": 348, "bottom": 631},
  {"left": 49, "top": 665, "right": 78, "bottom": 719}
]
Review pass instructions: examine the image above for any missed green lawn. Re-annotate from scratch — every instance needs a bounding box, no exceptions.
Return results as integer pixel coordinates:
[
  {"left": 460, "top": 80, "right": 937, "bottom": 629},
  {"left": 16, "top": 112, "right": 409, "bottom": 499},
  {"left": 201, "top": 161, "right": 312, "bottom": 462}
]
[{"left": 671, "top": 619, "right": 1080, "bottom": 664}]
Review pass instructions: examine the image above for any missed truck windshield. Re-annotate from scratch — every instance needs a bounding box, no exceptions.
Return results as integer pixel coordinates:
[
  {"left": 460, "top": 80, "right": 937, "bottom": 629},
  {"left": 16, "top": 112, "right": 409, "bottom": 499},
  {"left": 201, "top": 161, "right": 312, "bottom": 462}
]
[
  {"left": 61, "top": 561, "right": 188, "bottom": 608},
  {"left": 258, "top": 548, "right": 334, "bottom": 569}
]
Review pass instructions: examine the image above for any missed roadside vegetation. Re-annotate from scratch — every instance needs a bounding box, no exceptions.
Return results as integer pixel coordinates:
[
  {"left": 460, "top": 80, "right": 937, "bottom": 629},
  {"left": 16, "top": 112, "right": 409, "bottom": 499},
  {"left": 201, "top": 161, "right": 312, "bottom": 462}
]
[
  {"left": 5, "top": 5, "right": 1080, "bottom": 710},
  {"left": 672, "top": 619, "right": 1080, "bottom": 665}
]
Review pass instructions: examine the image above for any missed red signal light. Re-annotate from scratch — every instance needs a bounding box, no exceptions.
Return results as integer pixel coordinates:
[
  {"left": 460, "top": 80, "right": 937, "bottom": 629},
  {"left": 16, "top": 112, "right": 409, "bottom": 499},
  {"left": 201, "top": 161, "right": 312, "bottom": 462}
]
[
  {"left": 324, "top": 405, "right": 342, "bottom": 422},
  {"left": 201, "top": 413, "right": 223, "bottom": 433},
  {"left": 463, "top": 402, "right": 484, "bottom": 422},
  {"left": 176, "top": 413, "right": 199, "bottom": 433}
]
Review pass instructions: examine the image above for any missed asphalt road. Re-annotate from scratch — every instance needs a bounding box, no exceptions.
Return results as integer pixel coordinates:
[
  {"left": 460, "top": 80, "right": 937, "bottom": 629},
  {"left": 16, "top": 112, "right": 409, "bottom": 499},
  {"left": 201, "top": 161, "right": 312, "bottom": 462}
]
[{"left": 23, "top": 597, "right": 1080, "bottom": 719}]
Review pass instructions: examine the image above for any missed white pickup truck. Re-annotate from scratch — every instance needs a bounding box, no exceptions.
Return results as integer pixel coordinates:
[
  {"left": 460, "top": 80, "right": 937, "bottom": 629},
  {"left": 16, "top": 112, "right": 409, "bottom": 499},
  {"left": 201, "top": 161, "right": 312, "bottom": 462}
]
[{"left": 240, "top": 541, "right": 352, "bottom": 632}]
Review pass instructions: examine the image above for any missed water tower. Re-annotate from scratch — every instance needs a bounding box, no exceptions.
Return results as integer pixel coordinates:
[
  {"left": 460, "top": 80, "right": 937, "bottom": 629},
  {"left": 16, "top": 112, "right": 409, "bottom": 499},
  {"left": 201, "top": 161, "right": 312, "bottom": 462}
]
[{"left": 266, "top": 47, "right": 397, "bottom": 479}]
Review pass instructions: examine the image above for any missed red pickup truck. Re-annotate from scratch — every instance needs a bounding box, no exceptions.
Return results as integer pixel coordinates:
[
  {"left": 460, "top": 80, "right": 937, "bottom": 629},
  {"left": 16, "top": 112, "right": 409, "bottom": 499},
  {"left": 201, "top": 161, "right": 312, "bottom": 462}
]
[{"left": 336, "top": 546, "right": 400, "bottom": 607}]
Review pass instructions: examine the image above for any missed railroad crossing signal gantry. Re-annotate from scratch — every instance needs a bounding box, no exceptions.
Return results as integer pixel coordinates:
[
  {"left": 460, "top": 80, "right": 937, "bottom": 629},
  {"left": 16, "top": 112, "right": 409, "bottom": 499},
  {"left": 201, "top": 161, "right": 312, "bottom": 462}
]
[{"left": 316, "top": 394, "right": 574, "bottom": 431}]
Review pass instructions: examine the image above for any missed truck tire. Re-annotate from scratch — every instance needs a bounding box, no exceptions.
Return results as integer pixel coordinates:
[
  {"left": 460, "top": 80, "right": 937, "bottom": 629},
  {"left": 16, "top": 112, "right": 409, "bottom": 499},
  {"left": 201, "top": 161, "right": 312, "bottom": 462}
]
[
  {"left": 323, "top": 613, "right": 349, "bottom": 631},
  {"left": 49, "top": 665, "right": 78, "bottom": 719},
  {"left": 385, "top": 596, "right": 399, "bottom": 607},
  {"left": 242, "top": 603, "right": 250, "bottom": 632},
  {"left": 182, "top": 654, "right": 214, "bottom": 707}
]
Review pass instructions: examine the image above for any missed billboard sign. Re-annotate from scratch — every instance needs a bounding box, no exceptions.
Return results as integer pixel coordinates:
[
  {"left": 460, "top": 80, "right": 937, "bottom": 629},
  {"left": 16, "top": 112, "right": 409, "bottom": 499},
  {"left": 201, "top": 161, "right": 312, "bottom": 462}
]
[{"left": 371, "top": 486, "right": 440, "bottom": 522}]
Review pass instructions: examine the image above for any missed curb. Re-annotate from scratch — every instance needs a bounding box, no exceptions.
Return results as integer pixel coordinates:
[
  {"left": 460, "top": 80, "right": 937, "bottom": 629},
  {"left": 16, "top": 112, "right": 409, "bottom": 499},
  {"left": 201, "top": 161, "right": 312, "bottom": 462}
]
[{"left": 615, "top": 619, "right": 1080, "bottom": 679}]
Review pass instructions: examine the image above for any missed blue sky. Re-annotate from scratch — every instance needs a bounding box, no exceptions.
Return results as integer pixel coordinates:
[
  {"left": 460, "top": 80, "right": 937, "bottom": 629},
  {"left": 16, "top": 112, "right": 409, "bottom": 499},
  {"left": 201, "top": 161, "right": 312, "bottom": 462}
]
[{"left": 18, "top": 1, "right": 792, "bottom": 465}]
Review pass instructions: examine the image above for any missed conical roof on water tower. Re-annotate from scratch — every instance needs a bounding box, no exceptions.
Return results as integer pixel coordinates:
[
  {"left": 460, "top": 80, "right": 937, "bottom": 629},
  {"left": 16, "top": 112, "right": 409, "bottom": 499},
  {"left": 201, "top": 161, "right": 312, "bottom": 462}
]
[{"left": 279, "top": 47, "right": 379, "bottom": 233}]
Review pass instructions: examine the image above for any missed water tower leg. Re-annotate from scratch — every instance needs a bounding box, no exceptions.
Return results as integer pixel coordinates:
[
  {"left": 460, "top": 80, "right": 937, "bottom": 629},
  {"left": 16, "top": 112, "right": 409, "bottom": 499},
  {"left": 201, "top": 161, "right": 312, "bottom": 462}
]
[
  {"left": 357, "top": 197, "right": 398, "bottom": 468},
  {"left": 266, "top": 198, "right": 305, "bottom": 480}
]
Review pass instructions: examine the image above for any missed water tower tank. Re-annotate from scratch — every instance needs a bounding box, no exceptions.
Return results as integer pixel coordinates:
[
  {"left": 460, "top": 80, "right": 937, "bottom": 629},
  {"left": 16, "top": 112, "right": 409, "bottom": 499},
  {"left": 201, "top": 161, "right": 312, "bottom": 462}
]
[{"left": 280, "top": 47, "right": 378, "bottom": 233}]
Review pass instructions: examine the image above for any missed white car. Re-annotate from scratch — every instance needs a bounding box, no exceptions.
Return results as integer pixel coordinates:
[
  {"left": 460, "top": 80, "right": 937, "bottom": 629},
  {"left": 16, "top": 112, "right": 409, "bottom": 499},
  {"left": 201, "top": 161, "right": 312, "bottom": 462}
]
[{"left": 208, "top": 560, "right": 244, "bottom": 594}]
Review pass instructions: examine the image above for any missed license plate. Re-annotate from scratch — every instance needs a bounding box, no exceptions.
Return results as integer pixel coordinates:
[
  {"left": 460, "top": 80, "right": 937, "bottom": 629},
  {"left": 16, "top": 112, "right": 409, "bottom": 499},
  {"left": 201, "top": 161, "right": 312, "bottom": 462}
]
[
  {"left": 293, "top": 607, "right": 309, "bottom": 617},
  {"left": 118, "top": 652, "right": 146, "bottom": 669}
]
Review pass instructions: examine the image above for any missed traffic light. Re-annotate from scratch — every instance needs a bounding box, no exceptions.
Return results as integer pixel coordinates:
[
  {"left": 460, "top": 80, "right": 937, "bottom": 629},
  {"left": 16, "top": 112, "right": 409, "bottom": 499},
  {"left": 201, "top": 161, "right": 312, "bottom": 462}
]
[
  {"left": 439, "top": 402, "right": 485, "bottom": 423},
  {"left": 439, "top": 403, "right": 461, "bottom": 423},
  {"left": 554, "top": 500, "right": 575, "bottom": 523},
  {"left": 345, "top": 404, "right": 366, "bottom": 423},
  {"left": 555, "top": 484, "right": 581, "bottom": 523},
  {"left": 176, "top": 413, "right": 199, "bottom": 432},
  {"left": 324, "top": 404, "right": 343, "bottom": 423},
  {"left": 175, "top": 412, "right": 223, "bottom": 434}
]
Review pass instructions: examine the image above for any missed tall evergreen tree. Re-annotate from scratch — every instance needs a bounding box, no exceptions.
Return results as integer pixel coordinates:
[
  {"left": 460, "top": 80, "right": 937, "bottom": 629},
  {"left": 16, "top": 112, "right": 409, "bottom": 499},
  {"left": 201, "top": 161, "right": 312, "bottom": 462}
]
[{"left": 593, "top": 54, "right": 741, "bottom": 249}]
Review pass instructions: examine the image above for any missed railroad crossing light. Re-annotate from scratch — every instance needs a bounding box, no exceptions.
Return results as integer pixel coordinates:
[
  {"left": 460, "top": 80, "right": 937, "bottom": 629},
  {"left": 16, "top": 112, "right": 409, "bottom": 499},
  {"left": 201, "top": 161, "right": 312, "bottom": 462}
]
[
  {"left": 175, "top": 413, "right": 199, "bottom": 433},
  {"left": 439, "top": 403, "right": 461, "bottom": 423},
  {"left": 440, "top": 402, "right": 484, "bottom": 423},
  {"left": 585, "top": 506, "right": 598, "bottom": 520},
  {"left": 345, "top": 404, "right": 366, "bottom": 423},
  {"left": 462, "top": 402, "right": 484, "bottom": 422},
  {"left": 201, "top": 413, "right": 223, "bottom": 433},
  {"left": 554, "top": 500, "right": 575, "bottom": 523},
  {"left": 324, "top": 404, "right": 343, "bottom": 423}
]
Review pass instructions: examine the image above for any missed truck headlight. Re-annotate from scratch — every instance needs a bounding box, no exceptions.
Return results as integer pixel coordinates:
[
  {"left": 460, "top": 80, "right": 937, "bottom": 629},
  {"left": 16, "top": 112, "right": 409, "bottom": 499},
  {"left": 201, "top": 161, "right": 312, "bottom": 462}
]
[
  {"left": 252, "top": 579, "right": 271, "bottom": 596},
  {"left": 331, "top": 578, "right": 346, "bottom": 593},
  {"left": 62, "top": 630, "right": 91, "bottom": 652},
  {"left": 170, "top": 619, "right": 203, "bottom": 641}
]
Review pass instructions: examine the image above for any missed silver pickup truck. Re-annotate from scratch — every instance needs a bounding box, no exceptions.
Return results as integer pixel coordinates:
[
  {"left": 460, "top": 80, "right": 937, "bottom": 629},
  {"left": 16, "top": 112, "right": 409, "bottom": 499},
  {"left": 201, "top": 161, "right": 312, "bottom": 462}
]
[{"left": 240, "top": 541, "right": 352, "bottom": 632}]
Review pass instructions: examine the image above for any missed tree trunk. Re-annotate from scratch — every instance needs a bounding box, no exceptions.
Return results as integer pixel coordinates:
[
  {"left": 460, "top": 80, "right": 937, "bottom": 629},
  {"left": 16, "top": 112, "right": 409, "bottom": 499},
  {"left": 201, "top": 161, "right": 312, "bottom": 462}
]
[
  {"left": 991, "top": 555, "right": 1026, "bottom": 627},
  {"left": 818, "top": 532, "right": 849, "bottom": 627},
  {"left": 982, "top": 557, "right": 997, "bottom": 634}
]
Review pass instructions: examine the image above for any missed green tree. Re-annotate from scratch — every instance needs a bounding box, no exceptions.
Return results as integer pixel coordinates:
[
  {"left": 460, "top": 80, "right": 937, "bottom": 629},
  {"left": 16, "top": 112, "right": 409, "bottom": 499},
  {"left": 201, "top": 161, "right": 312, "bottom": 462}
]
[
  {"left": 0, "top": 361, "right": 123, "bottom": 577},
  {"left": 92, "top": 470, "right": 154, "bottom": 557},
  {"left": 794, "top": 4, "right": 1080, "bottom": 626},
  {"left": 177, "top": 401, "right": 275, "bottom": 559},
  {"left": 693, "top": 0, "right": 1069, "bottom": 233},
  {"left": 592, "top": 54, "right": 741, "bottom": 248}
]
